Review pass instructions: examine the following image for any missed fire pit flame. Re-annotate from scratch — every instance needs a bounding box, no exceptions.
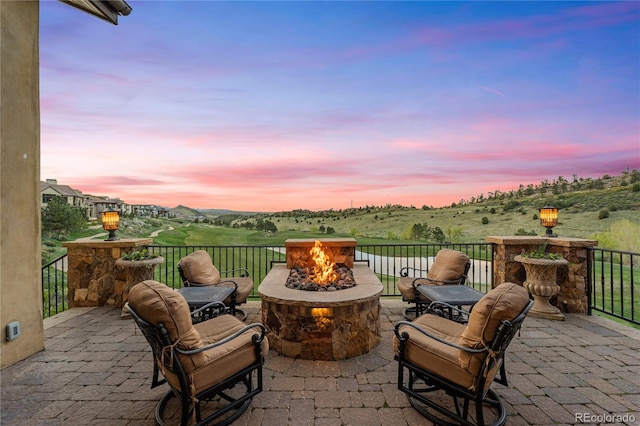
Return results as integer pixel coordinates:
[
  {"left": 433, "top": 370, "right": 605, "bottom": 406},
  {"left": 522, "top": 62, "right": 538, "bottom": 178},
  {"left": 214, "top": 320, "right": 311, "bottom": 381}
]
[
  {"left": 310, "top": 240, "right": 338, "bottom": 285},
  {"left": 285, "top": 240, "right": 356, "bottom": 291}
]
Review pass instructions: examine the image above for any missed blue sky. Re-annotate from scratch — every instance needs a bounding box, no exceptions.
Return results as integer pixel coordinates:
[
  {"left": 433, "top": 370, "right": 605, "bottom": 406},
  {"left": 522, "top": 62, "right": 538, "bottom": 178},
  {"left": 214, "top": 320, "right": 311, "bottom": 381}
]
[{"left": 40, "top": 1, "right": 640, "bottom": 211}]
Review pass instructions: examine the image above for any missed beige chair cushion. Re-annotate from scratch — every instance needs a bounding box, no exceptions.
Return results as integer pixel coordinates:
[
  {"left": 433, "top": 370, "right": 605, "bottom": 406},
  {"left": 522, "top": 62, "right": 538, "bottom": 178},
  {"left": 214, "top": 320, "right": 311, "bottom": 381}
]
[
  {"left": 127, "top": 280, "right": 206, "bottom": 369},
  {"left": 228, "top": 276, "right": 253, "bottom": 303},
  {"left": 427, "top": 249, "right": 469, "bottom": 282},
  {"left": 458, "top": 282, "right": 530, "bottom": 374},
  {"left": 393, "top": 314, "right": 475, "bottom": 389},
  {"left": 397, "top": 249, "right": 469, "bottom": 301},
  {"left": 396, "top": 277, "right": 417, "bottom": 301},
  {"left": 162, "top": 314, "right": 269, "bottom": 393},
  {"left": 179, "top": 250, "right": 221, "bottom": 285},
  {"left": 128, "top": 280, "right": 268, "bottom": 394}
]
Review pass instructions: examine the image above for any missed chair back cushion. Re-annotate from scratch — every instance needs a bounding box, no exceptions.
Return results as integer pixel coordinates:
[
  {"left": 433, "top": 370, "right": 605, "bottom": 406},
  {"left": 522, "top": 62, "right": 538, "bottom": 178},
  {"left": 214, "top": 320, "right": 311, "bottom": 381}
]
[
  {"left": 458, "top": 282, "right": 529, "bottom": 373},
  {"left": 179, "top": 250, "right": 221, "bottom": 285},
  {"left": 128, "top": 280, "right": 203, "bottom": 353},
  {"left": 427, "top": 249, "right": 469, "bottom": 283}
]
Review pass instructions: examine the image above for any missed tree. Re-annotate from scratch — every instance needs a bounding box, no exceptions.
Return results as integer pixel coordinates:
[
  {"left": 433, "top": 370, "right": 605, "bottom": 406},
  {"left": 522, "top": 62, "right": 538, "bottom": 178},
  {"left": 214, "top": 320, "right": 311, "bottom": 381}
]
[
  {"left": 409, "top": 223, "right": 425, "bottom": 240},
  {"left": 430, "top": 227, "right": 446, "bottom": 243},
  {"left": 41, "top": 196, "right": 86, "bottom": 235},
  {"left": 445, "top": 225, "right": 464, "bottom": 243}
]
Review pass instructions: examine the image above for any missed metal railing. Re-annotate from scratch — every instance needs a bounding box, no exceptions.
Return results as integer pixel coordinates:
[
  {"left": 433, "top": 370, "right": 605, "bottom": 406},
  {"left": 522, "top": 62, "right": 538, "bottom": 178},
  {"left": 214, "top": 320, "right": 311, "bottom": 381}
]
[
  {"left": 42, "top": 254, "right": 68, "bottom": 318},
  {"left": 588, "top": 247, "right": 638, "bottom": 325},
  {"left": 146, "top": 243, "right": 493, "bottom": 296},
  {"left": 40, "top": 243, "right": 639, "bottom": 326}
]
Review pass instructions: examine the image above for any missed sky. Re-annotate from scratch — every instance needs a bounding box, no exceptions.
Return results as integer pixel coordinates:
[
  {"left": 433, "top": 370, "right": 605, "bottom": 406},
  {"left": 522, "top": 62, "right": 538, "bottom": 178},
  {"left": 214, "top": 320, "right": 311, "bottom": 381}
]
[{"left": 39, "top": 1, "right": 640, "bottom": 212}]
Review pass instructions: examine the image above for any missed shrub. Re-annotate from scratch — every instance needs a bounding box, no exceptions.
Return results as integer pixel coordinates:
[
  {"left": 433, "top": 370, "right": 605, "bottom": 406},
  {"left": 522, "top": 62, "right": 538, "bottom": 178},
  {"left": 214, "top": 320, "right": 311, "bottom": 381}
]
[
  {"left": 481, "top": 217, "right": 489, "bottom": 225},
  {"left": 592, "top": 219, "right": 640, "bottom": 254},
  {"left": 515, "top": 228, "right": 537, "bottom": 236},
  {"left": 41, "top": 196, "right": 86, "bottom": 235},
  {"left": 502, "top": 200, "right": 520, "bottom": 212},
  {"left": 598, "top": 210, "right": 610, "bottom": 220}
]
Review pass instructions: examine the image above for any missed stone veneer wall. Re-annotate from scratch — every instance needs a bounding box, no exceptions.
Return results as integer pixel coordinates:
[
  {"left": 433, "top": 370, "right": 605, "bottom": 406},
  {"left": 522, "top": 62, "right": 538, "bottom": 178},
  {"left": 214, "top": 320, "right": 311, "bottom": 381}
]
[
  {"left": 259, "top": 263, "right": 383, "bottom": 360},
  {"left": 486, "top": 236, "right": 597, "bottom": 314},
  {"left": 62, "top": 239, "right": 154, "bottom": 308},
  {"left": 264, "top": 296, "right": 381, "bottom": 360}
]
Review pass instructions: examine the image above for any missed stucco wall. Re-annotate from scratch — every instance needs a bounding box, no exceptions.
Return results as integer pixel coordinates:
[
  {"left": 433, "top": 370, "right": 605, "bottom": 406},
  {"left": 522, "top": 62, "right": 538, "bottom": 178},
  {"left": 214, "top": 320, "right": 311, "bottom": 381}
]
[{"left": 0, "top": 0, "right": 45, "bottom": 368}]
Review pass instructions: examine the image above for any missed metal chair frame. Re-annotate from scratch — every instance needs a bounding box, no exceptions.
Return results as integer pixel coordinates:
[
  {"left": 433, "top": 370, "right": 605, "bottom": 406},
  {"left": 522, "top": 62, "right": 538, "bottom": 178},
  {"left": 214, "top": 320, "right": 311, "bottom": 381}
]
[
  {"left": 178, "top": 264, "right": 250, "bottom": 320},
  {"left": 394, "top": 300, "right": 533, "bottom": 426},
  {"left": 128, "top": 302, "right": 266, "bottom": 426},
  {"left": 399, "top": 260, "right": 471, "bottom": 320}
]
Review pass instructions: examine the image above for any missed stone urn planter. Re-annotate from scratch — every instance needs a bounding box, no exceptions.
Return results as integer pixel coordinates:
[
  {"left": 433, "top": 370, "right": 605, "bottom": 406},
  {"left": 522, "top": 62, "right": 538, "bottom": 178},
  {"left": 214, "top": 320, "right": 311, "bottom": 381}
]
[
  {"left": 515, "top": 255, "right": 568, "bottom": 320},
  {"left": 114, "top": 255, "right": 164, "bottom": 317}
]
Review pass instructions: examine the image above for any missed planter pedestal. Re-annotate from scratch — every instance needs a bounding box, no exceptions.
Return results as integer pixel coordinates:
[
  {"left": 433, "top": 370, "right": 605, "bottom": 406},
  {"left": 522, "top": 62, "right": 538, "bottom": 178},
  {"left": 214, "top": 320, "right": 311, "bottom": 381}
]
[
  {"left": 115, "top": 257, "right": 164, "bottom": 318},
  {"left": 514, "top": 255, "right": 568, "bottom": 321}
]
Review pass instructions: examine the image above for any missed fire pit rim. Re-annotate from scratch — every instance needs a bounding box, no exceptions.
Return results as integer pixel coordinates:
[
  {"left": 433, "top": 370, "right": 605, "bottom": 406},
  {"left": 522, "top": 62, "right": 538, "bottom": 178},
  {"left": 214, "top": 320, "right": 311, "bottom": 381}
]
[{"left": 258, "top": 263, "right": 383, "bottom": 304}]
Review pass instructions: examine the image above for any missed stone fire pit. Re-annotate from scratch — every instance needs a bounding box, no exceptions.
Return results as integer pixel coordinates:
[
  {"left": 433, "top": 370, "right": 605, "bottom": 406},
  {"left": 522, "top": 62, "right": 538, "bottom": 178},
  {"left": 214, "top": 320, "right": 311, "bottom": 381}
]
[{"left": 258, "top": 238, "right": 383, "bottom": 360}]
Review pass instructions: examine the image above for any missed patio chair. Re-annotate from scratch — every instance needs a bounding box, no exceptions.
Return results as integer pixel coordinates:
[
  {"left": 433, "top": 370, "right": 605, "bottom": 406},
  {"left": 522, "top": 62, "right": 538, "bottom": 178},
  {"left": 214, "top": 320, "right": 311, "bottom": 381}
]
[
  {"left": 397, "top": 249, "right": 471, "bottom": 319},
  {"left": 393, "top": 282, "right": 532, "bottom": 426},
  {"left": 178, "top": 250, "right": 253, "bottom": 320},
  {"left": 126, "top": 280, "right": 268, "bottom": 426}
]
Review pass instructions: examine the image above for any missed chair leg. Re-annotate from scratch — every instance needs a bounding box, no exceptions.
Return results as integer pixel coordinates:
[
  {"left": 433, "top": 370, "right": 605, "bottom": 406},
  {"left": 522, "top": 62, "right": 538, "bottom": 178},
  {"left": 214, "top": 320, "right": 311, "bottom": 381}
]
[
  {"left": 154, "top": 388, "right": 253, "bottom": 426},
  {"left": 404, "top": 301, "right": 428, "bottom": 320},
  {"left": 234, "top": 308, "right": 248, "bottom": 322},
  {"left": 399, "top": 362, "right": 508, "bottom": 426},
  {"left": 403, "top": 306, "right": 417, "bottom": 320}
]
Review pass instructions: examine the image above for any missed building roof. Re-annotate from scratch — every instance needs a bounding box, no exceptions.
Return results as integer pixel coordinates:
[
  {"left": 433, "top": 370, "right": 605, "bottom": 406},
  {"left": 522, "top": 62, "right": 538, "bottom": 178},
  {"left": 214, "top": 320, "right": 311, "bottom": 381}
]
[
  {"left": 40, "top": 181, "right": 83, "bottom": 197},
  {"left": 59, "top": 0, "right": 132, "bottom": 25}
]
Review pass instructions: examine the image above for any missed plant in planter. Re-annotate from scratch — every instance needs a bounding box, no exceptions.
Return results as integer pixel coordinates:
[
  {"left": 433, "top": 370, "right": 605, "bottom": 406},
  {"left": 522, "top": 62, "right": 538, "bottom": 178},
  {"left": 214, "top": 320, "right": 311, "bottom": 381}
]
[
  {"left": 115, "top": 248, "right": 164, "bottom": 315},
  {"left": 514, "top": 244, "right": 568, "bottom": 320},
  {"left": 119, "top": 248, "right": 162, "bottom": 263}
]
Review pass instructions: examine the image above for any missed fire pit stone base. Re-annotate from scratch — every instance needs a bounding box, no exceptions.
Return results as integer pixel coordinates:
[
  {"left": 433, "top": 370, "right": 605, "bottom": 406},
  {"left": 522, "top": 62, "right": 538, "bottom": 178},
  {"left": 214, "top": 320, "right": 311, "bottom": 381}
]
[{"left": 259, "top": 263, "right": 383, "bottom": 361}]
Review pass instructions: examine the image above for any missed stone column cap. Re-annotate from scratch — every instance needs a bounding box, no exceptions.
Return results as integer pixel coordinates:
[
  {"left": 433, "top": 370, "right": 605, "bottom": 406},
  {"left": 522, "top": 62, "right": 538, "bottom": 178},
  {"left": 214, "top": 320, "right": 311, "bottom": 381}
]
[
  {"left": 485, "top": 236, "right": 597, "bottom": 248},
  {"left": 62, "top": 238, "right": 153, "bottom": 248}
]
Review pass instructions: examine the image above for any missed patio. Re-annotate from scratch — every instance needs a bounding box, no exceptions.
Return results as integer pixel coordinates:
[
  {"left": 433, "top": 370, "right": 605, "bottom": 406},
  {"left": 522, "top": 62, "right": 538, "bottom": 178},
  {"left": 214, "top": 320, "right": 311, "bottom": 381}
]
[{"left": 2, "top": 299, "right": 639, "bottom": 425}]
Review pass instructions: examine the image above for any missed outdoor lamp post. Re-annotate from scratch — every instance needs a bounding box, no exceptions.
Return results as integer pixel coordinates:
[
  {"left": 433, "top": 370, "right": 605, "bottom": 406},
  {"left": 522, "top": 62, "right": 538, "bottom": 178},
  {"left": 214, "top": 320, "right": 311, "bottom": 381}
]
[
  {"left": 539, "top": 204, "right": 558, "bottom": 237},
  {"left": 101, "top": 210, "right": 120, "bottom": 241}
]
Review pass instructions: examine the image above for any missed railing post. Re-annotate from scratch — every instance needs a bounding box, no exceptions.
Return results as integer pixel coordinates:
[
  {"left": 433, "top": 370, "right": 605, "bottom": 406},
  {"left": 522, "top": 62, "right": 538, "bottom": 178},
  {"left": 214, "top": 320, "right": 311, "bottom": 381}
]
[{"left": 486, "top": 236, "right": 597, "bottom": 314}]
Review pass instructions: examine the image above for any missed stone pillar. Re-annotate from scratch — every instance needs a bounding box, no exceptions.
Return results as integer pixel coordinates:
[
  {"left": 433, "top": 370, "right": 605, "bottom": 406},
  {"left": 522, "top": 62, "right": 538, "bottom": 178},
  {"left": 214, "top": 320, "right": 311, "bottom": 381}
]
[
  {"left": 62, "top": 239, "right": 154, "bottom": 307},
  {"left": 485, "top": 236, "right": 597, "bottom": 314}
]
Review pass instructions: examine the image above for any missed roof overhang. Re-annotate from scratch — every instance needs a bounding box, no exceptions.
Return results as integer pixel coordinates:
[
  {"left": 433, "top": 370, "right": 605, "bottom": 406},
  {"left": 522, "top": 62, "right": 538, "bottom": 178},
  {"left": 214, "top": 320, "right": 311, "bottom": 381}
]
[{"left": 59, "top": 0, "right": 132, "bottom": 25}]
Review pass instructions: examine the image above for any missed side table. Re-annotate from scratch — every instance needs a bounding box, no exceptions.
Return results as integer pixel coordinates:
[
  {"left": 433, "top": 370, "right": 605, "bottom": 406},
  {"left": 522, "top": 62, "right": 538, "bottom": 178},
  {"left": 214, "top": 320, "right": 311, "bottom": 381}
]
[{"left": 177, "top": 286, "right": 235, "bottom": 323}]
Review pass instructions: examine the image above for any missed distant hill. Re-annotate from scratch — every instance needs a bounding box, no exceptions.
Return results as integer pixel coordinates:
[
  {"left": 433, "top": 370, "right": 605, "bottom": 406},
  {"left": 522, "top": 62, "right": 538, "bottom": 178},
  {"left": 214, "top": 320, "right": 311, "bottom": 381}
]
[
  {"left": 230, "top": 171, "right": 640, "bottom": 244},
  {"left": 169, "top": 205, "right": 258, "bottom": 220},
  {"left": 199, "top": 209, "right": 258, "bottom": 216},
  {"left": 169, "top": 205, "right": 203, "bottom": 217}
]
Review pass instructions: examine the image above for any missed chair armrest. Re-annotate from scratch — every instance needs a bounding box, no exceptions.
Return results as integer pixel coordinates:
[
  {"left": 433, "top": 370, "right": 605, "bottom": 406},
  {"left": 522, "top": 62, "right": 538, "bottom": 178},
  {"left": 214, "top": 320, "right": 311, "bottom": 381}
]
[
  {"left": 412, "top": 277, "right": 464, "bottom": 288},
  {"left": 177, "top": 323, "right": 267, "bottom": 355},
  {"left": 394, "top": 320, "right": 486, "bottom": 354},
  {"left": 186, "top": 280, "right": 239, "bottom": 292},
  {"left": 190, "top": 301, "right": 227, "bottom": 318},
  {"left": 215, "top": 279, "right": 239, "bottom": 291},
  {"left": 399, "top": 266, "right": 429, "bottom": 278},
  {"left": 220, "top": 268, "right": 250, "bottom": 277}
]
